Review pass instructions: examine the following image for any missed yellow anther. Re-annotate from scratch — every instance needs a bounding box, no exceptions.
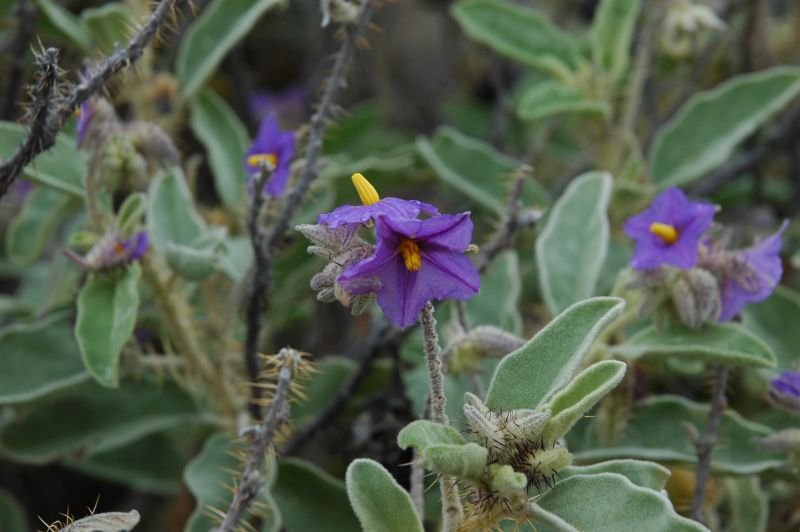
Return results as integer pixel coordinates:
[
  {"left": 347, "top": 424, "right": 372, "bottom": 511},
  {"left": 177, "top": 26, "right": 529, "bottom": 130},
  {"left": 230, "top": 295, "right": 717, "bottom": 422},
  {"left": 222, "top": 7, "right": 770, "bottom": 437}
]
[
  {"left": 649, "top": 222, "right": 679, "bottom": 244},
  {"left": 398, "top": 239, "right": 422, "bottom": 272},
  {"left": 247, "top": 153, "right": 278, "bottom": 169},
  {"left": 351, "top": 172, "right": 380, "bottom": 205}
]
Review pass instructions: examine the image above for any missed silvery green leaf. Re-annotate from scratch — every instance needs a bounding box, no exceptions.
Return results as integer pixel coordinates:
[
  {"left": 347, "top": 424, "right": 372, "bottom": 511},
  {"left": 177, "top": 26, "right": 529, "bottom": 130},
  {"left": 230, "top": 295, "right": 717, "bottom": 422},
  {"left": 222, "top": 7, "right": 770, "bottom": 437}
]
[{"left": 346, "top": 459, "right": 423, "bottom": 532}]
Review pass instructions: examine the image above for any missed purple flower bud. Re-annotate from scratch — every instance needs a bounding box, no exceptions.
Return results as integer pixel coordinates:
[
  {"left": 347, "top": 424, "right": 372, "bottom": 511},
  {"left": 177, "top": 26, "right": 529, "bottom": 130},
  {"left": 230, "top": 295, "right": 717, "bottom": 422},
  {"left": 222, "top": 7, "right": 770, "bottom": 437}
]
[
  {"left": 123, "top": 231, "right": 150, "bottom": 261},
  {"left": 245, "top": 114, "right": 296, "bottom": 197},
  {"left": 76, "top": 100, "right": 95, "bottom": 148},
  {"left": 624, "top": 187, "right": 716, "bottom": 270},
  {"left": 768, "top": 370, "right": 800, "bottom": 415}
]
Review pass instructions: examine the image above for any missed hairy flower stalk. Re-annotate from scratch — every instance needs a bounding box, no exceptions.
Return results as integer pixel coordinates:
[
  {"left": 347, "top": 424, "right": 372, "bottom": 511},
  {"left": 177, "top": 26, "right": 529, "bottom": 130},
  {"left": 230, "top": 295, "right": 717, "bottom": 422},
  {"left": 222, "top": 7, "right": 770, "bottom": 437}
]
[{"left": 420, "top": 302, "right": 463, "bottom": 531}]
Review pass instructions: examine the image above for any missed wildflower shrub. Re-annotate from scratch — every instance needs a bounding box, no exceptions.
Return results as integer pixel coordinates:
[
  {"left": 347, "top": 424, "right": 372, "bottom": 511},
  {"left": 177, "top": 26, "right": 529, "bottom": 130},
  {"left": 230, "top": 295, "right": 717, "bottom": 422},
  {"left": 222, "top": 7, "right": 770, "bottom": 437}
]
[{"left": 0, "top": 0, "right": 799, "bottom": 531}]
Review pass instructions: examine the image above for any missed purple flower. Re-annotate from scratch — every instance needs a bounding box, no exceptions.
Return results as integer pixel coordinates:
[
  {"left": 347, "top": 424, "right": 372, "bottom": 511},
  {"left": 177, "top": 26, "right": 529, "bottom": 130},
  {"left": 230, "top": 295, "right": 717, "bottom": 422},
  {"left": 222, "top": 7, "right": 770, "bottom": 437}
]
[
  {"left": 769, "top": 370, "right": 800, "bottom": 415},
  {"left": 245, "top": 115, "right": 295, "bottom": 197},
  {"left": 76, "top": 100, "right": 94, "bottom": 148},
  {"left": 624, "top": 187, "right": 715, "bottom": 270},
  {"left": 718, "top": 221, "right": 786, "bottom": 321},
  {"left": 338, "top": 213, "right": 479, "bottom": 328},
  {"left": 122, "top": 231, "right": 150, "bottom": 261},
  {"left": 317, "top": 173, "right": 439, "bottom": 228}
]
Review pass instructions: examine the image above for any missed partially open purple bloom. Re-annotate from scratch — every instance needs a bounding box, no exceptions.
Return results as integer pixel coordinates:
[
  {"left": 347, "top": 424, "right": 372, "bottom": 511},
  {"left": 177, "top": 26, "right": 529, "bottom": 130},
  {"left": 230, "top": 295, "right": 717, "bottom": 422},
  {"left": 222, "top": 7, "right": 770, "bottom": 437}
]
[
  {"left": 769, "top": 370, "right": 800, "bottom": 415},
  {"left": 123, "top": 231, "right": 150, "bottom": 261},
  {"left": 319, "top": 197, "right": 439, "bottom": 228},
  {"left": 76, "top": 100, "right": 95, "bottom": 148},
  {"left": 245, "top": 115, "right": 295, "bottom": 197},
  {"left": 718, "top": 221, "right": 786, "bottom": 321},
  {"left": 338, "top": 213, "right": 479, "bottom": 328},
  {"left": 624, "top": 187, "right": 715, "bottom": 270}
]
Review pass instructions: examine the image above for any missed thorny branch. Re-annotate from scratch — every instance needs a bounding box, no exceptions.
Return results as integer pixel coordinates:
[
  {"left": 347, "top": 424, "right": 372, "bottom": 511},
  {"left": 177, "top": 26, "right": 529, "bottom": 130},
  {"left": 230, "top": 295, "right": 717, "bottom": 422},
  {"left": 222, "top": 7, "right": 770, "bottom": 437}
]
[
  {"left": 0, "top": 0, "right": 180, "bottom": 197},
  {"left": 690, "top": 364, "right": 729, "bottom": 523},
  {"left": 1, "top": 0, "right": 37, "bottom": 119},
  {"left": 245, "top": 0, "right": 374, "bottom": 417},
  {"left": 217, "top": 349, "right": 301, "bottom": 532}
]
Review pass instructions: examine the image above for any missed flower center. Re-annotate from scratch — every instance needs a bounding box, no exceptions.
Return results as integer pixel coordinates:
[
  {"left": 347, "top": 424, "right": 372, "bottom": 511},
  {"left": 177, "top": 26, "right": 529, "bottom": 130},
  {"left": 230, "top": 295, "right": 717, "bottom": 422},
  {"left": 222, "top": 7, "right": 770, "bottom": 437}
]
[
  {"left": 247, "top": 153, "right": 278, "bottom": 169},
  {"left": 398, "top": 239, "right": 422, "bottom": 271},
  {"left": 649, "top": 222, "right": 679, "bottom": 244},
  {"left": 351, "top": 172, "right": 380, "bottom": 205}
]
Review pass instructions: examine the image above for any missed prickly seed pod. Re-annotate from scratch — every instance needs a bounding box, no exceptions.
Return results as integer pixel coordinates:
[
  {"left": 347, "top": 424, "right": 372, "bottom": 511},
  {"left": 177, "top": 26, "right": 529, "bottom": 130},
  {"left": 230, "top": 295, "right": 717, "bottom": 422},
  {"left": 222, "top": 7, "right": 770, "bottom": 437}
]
[
  {"left": 463, "top": 403, "right": 505, "bottom": 458},
  {"left": 502, "top": 408, "right": 551, "bottom": 445}
]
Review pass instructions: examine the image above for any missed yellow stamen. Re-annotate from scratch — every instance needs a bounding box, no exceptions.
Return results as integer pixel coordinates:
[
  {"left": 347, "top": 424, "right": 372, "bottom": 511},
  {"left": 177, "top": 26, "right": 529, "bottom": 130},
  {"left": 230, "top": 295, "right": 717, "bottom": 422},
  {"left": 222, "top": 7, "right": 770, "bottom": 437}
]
[
  {"left": 351, "top": 172, "right": 380, "bottom": 205},
  {"left": 247, "top": 153, "right": 278, "bottom": 169},
  {"left": 398, "top": 239, "right": 422, "bottom": 272},
  {"left": 649, "top": 222, "right": 679, "bottom": 244}
]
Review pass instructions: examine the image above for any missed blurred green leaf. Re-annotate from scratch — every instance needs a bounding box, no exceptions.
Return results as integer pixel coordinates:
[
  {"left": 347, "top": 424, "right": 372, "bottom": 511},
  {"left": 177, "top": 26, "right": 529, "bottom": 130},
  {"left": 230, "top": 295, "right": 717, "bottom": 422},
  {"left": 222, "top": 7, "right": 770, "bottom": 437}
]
[
  {"left": 32, "top": 0, "right": 92, "bottom": 51},
  {"left": 165, "top": 242, "right": 218, "bottom": 281},
  {"left": 541, "top": 360, "right": 627, "bottom": 442},
  {"left": 82, "top": 2, "right": 132, "bottom": 54},
  {"left": 0, "top": 123, "right": 85, "bottom": 196},
  {"left": 189, "top": 88, "right": 249, "bottom": 209},
  {"left": 177, "top": 0, "right": 284, "bottom": 99},
  {"left": 0, "top": 489, "right": 28, "bottom": 532},
  {"left": 0, "top": 313, "right": 88, "bottom": 404},
  {"left": 116, "top": 192, "right": 147, "bottom": 236},
  {"left": 464, "top": 250, "right": 522, "bottom": 334},
  {"left": 273, "top": 458, "right": 360, "bottom": 532},
  {"left": 184, "top": 433, "right": 281, "bottom": 532},
  {"left": 561, "top": 459, "right": 670, "bottom": 490},
  {"left": 537, "top": 473, "right": 705, "bottom": 531},
  {"left": 517, "top": 80, "right": 610, "bottom": 122},
  {"left": 398, "top": 420, "right": 467, "bottom": 450},
  {"left": 147, "top": 166, "right": 206, "bottom": 253},
  {"left": 591, "top": 0, "right": 640, "bottom": 79},
  {"left": 417, "top": 126, "right": 549, "bottom": 215},
  {"left": 346, "top": 458, "right": 423, "bottom": 532},
  {"left": 0, "top": 380, "right": 205, "bottom": 464},
  {"left": 742, "top": 286, "right": 800, "bottom": 373},
  {"left": 650, "top": 67, "right": 800, "bottom": 187},
  {"left": 568, "top": 395, "right": 784, "bottom": 474},
  {"left": 7, "top": 187, "right": 79, "bottom": 266},
  {"left": 613, "top": 323, "right": 776, "bottom": 368},
  {"left": 76, "top": 264, "right": 141, "bottom": 387},
  {"left": 724, "top": 476, "right": 768, "bottom": 532},
  {"left": 536, "top": 171, "right": 612, "bottom": 315},
  {"left": 452, "top": 0, "right": 580, "bottom": 75},
  {"left": 64, "top": 432, "right": 186, "bottom": 495},
  {"left": 486, "top": 297, "right": 625, "bottom": 411}
]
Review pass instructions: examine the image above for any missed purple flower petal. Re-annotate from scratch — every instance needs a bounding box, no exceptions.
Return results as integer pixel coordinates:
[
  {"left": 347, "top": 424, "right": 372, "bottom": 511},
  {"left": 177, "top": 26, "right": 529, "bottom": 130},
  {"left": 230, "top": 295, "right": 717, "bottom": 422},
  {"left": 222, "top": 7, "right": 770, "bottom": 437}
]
[
  {"left": 123, "top": 231, "right": 150, "bottom": 261},
  {"left": 719, "top": 221, "right": 786, "bottom": 321},
  {"left": 317, "top": 197, "right": 439, "bottom": 228},
  {"left": 245, "top": 114, "right": 296, "bottom": 197},
  {"left": 624, "top": 187, "right": 715, "bottom": 270}
]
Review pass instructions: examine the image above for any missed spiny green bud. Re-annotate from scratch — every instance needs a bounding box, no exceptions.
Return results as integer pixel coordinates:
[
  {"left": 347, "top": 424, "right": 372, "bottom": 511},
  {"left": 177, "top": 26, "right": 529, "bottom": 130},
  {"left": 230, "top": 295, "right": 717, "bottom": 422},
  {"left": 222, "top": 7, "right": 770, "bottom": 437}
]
[
  {"left": 463, "top": 403, "right": 505, "bottom": 456},
  {"left": 502, "top": 408, "right": 551, "bottom": 444},
  {"left": 487, "top": 463, "right": 527, "bottom": 496}
]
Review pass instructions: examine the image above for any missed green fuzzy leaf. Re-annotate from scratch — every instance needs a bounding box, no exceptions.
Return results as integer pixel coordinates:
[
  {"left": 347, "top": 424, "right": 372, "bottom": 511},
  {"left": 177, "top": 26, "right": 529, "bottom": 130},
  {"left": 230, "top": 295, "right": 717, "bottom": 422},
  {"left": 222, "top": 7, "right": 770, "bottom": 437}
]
[
  {"left": 398, "top": 420, "right": 467, "bottom": 450},
  {"left": 164, "top": 242, "right": 218, "bottom": 281},
  {"left": 724, "top": 476, "right": 768, "bottom": 532},
  {"left": 116, "top": 192, "right": 147, "bottom": 236},
  {"left": 591, "top": 0, "right": 641, "bottom": 79},
  {"left": 0, "top": 122, "right": 86, "bottom": 196},
  {"left": 0, "top": 380, "right": 205, "bottom": 464},
  {"left": 650, "top": 67, "right": 800, "bottom": 187},
  {"left": 184, "top": 433, "right": 281, "bottom": 532},
  {"left": 416, "top": 126, "right": 549, "bottom": 215},
  {"left": 561, "top": 459, "right": 670, "bottom": 490},
  {"left": 33, "top": 0, "right": 92, "bottom": 51},
  {"left": 76, "top": 264, "right": 141, "bottom": 388},
  {"left": 177, "top": 0, "right": 284, "bottom": 99},
  {"left": 613, "top": 323, "right": 776, "bottom": 369},
  {"left": 147, "top": 166, "right": 206, "bottom": 252},
  {"left": 568, "top": 395, "right": 784, "bottom": 474},
  {"left": 64, "top": 432, "right": 186, "bottom": 496},
  {"left": 189, "top": 88, "right": 249, "bottom": 209},
  {"left": 0, "top": 490, "right": 28, "bottom": 532},
  {"left": 451, "top": 0, "right": 580, "bottom": 74},
  {"left": 742, "top": 286, "right": 800, "bottom": 373},
  {"left": 536, "top": 171, "right": 612, "bottom": 315},
  {"left": 489, "top": 464, "right": 527, "bottom": 492},
  {"left": 464, "top": 250, "right": 522, "bottom": 334},
  {"left": 422, "top": 443, "right": 488, "bottom": 479},
  {"left": 486, "top": 297, "right": 625, "bottom": 411},
  {"left": 537, "top": 473, "right": 706, "bottom": 531},
  {"left": 82, "top": 2, "right": 133, "bottom": 54},
  {"left": 542, "top": 360, "right": 627, "bottom": 442},
  {"left": 273, "top": 458, "right": 360, "bottom": 532},
  {"left": 517, "top": 80, "right": 610, "bottom": 122},
  {"left": 346, "top": 458, "right": 424, "bottom": 532},
  {"left": 7, "top": 187, "right": 79, "bottom": 266},
  {"left": 0, "top": 313, "right": 88, "bottom": 404}
]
